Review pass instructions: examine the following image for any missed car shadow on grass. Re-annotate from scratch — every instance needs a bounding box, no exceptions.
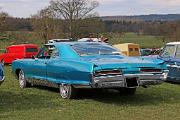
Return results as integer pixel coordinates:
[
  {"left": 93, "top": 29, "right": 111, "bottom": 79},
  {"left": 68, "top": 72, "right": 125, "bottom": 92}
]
[
  {"left": 31, "top": 84, "right": 180, "bottom": 106},
  {"left": 76, "top": 87, "right": 180, "bottom": 106}
]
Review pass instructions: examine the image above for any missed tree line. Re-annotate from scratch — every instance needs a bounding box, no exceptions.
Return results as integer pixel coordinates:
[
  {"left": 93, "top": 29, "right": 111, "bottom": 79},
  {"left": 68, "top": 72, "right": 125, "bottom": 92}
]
[{"left": 0, "top": 0, "right": 180, "bottom": 43}]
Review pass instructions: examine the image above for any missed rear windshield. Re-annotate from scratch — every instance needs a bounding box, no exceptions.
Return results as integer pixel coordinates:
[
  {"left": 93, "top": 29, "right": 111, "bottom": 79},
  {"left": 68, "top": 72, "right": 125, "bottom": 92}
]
[
  {"left": 71, "top": 43, "right": 121, "bottom": 56},
  {"left": 26, "top": 48, "right": 38, "bottom": 52}
]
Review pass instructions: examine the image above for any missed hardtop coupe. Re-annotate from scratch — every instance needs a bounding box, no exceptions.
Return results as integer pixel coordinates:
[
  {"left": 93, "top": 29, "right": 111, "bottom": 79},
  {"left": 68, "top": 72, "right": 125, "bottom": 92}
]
[{"left": 12, "top": 42, "right": 168, "bottom": 99}]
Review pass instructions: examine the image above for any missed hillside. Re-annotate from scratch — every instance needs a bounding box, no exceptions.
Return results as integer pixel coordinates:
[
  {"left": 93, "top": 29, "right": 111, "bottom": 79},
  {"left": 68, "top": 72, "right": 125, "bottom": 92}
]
[{"left": 101, "top": 14, "right": 180, "bottom": 21}]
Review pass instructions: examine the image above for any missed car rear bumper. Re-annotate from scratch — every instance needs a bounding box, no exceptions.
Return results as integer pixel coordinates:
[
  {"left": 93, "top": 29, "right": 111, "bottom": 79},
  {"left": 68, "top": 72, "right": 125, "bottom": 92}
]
[
  {"left": 0, "top": 76, "right": 5, "bottom": 85},
  {"left": 92, "top": 71, "right": 168, "bottom": 88}
]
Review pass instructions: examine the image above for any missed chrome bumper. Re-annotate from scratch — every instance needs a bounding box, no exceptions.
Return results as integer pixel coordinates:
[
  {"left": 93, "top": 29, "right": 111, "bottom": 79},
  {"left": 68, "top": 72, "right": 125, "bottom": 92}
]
[
  {"left": 0, "top": 76, "right": 5, "bottom": 85},
  {"left": 93, "top": 71, "right": 168, "bottom": 88}
]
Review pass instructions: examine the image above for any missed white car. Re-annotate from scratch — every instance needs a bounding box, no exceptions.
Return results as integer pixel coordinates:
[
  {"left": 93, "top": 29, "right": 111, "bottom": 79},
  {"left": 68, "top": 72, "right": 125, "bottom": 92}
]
[{"left": 48, "top": 39, "right": 70, "bottom": 44}]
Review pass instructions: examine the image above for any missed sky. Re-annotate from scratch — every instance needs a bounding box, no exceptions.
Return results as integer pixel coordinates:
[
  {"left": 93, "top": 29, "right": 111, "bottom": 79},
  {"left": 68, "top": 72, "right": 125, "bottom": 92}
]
[{"left": 0, "top": 0, "right": 180, "bottom": 18}]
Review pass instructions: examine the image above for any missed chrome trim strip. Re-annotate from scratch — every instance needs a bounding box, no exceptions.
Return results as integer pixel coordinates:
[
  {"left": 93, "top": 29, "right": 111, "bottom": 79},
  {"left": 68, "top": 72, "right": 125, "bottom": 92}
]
[
  {"left": 92, "top": 71, "right": 167, "bottom": 88},
  {"left": 94, "top": 75, "right": 124, "bottom": 83}
]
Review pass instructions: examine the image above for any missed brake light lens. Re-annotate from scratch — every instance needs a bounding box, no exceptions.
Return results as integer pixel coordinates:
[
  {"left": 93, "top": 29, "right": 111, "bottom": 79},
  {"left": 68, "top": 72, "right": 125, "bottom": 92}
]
[
  {"left": 94, "top": 70, "right": 122, "bottom": 76},
  {"left": 141, "top": 69, "right": 162, "bottom": 73}
]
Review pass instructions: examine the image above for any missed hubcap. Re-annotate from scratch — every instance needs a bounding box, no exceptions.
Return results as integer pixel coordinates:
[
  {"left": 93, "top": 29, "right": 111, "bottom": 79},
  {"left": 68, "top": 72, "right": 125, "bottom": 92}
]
[
  {"left": 1, "top": 60, "right": 4, "bottom": 66},
  {"left": 19, "top": 70, "right": 25, "bottom": 88},
  {"left": 60, "top": 85, "right": 69, "bottom": 98}
]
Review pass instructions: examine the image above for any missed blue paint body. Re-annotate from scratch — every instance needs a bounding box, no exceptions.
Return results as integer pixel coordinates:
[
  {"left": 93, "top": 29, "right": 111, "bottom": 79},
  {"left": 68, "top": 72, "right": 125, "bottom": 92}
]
[
  {"left": 12, "top": 42, "right": 167, "bottom": 86},
  {"left": 158, "top": 43, "right": 180, "bottom": 82},
  {"left": 0, "top": 63, "right": 4, "bottom": 85}
]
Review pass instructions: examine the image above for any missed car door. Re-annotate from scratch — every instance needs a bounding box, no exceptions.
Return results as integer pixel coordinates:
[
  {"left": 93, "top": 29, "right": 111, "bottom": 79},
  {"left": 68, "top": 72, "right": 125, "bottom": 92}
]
[
  {"left": 29, "top": 47, "right": 50, "bottom": 80},
  {"left": 46, "top": 46, "right": 64, "bottom": 83}
]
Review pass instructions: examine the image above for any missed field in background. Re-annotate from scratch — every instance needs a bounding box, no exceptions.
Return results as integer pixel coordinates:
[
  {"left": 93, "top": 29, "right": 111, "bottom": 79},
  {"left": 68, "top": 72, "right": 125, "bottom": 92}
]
[
  {"left": 0, "top": 66, "right": 180, "bottom": 120},
  {"left": 108, "top": 33, "right": 166, "bottom": 48},
  {"left": 0, "top": 32, "right": 44, "bottom": 53},
  {"left": 0, "top": 32, "right": 167, "bottom": 53}
]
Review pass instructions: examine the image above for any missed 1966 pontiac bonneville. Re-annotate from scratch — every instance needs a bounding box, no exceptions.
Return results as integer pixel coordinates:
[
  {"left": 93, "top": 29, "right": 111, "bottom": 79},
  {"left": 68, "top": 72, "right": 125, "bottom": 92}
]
[
  {"left": 12, "top": 42, "right": 168, "bottom": 99},
  {"left": 0, "top": 63, "right": 5, "bottom": 86}
]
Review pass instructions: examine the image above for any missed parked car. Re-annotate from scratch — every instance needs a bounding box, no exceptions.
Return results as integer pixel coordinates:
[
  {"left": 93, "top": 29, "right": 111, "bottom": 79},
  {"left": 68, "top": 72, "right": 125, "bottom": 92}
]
[
  {"left": 113, "top": 43, "right": 140, "bottom": 56},
  {"left": 159, "top": 42, "right": 180, "bottom": 82},
  {"left": 48, "top": 39, "right": 71, "bottom": 44},
  {"left": 0, "top": 44, "right": 38, "bottom": 65},
  {"left": 140, "top": 48, "right": 152, "bottom": 56},
  {"left": 0, "top": 63, "right": 5, "bottom": 86},
  {"left": 12, "top": 42, "right": 168, "bottom": 99}
]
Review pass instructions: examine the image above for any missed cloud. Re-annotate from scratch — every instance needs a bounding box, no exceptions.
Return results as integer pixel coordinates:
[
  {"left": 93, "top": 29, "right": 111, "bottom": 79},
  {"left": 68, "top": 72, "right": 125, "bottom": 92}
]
[
  {"left": 1, "top": 0, "right": 180, "bottom": 17},
  {"left": 139, "top": 0, "right": 180, "bottom": 7}
]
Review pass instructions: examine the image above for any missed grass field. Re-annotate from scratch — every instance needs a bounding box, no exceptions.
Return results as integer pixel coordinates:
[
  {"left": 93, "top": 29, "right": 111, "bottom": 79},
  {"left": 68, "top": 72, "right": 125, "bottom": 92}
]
[
  {"left": 109, "top": 33, "right": 166, "bottom": 48},
  {"left": 0, "top": 66, "right": 180, "bottom": 120}
]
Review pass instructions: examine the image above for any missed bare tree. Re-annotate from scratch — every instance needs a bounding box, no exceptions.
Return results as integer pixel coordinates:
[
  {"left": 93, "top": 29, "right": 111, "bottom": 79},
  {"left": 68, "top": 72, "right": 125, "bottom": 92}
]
[
  {"left": 31, "top": 8, "right": 63, "bottom": 43},
  {"left": 49, "top": 0, "right": 99, "bottom": 37},
  {"left": 0, "top": 8, "right": 9, "bottom": 33}
]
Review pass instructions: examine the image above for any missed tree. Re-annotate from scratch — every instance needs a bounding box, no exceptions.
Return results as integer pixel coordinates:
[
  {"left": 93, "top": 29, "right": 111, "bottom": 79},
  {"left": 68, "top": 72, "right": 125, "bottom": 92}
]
[
  {"left": 31, "top": 8, "right": 64, "bottom": 43},
  {"left": 49, "top": 0, "right": 99, "bottom": 37},
  {"left": 0, "top": 9, "right": 9, "bottom": 33}
]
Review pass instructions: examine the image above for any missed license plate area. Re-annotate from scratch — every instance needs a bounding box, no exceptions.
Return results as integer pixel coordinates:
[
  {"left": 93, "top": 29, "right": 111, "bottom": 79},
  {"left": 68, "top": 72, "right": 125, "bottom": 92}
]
[{"left": 125, "top": 77, "right": 138, "bottom": 87}]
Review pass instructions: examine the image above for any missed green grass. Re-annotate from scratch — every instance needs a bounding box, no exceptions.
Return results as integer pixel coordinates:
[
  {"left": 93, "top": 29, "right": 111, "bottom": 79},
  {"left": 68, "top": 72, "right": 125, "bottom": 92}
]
[
  {"left": 0, "top": 31, "right": 44, "bottom": 53},
  {"left": 109, "top": 33, "right": 166, "bottom": 48},
  {"left": 0, "top": 66, "right": 180, "bottom": 120}
]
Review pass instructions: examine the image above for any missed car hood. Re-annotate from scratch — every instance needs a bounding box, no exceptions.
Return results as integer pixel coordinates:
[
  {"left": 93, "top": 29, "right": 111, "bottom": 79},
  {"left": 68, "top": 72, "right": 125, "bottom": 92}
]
[{"left": 81, "top": 55, "right": 165, "bottom": 69}]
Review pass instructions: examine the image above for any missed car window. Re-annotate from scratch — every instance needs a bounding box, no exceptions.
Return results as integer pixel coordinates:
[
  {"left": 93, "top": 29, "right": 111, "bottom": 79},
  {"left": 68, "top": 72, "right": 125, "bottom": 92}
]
[
  {"left": 135, "top": 48, "right": 139, "bottom": 51},
  {"left": 175, "top": 45, "right": 180, "bottom": 58},
  {"left": 161, "top": 45, "right": 176, "bottom": 57},
  {"left": 51, "top": 48, "right": 59, "bottom": 58},
  {"left": 36, "top": 45, "right": 55, "bottom": 59},
  {"left": 129, "top": 48, "right": 133, "bottom": 52},
  {"left": 71, "top": 43, "right": 121, "bottom": 56},
  {"left": 26, "top": 48, "right": 38, "bottom": 52}
]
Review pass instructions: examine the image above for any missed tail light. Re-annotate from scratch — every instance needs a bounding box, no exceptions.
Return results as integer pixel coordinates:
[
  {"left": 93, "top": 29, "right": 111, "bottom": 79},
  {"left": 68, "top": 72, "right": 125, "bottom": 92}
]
[
  {"left": 141, "top": 68, "right": 162, "bottom": 73},
  {"left": 94, "top": 69, "right": 122, "bottom": 76}
]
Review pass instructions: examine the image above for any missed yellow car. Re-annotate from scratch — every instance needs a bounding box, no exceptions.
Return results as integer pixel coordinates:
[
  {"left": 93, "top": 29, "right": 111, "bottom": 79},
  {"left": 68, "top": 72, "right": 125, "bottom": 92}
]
[{"left": 113, "top": 43, "right": 140, "bottom": 56}]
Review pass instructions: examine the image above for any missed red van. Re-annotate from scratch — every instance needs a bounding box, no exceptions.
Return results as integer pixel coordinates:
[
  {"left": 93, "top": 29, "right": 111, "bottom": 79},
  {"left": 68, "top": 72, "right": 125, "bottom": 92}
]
[{"left": 0, "top": 44, "right": 38, "bottom": 64}]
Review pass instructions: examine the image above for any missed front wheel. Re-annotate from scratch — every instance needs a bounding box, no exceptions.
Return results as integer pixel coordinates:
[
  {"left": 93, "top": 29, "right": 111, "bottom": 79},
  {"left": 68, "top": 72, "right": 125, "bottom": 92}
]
[
  {"left": 19, "top": 70, "right": 30, "bottom": 88},
  {"left": 59, "top": 84, "right": 77, "bottom": 99},
  {"left": 1, "top": 60, "right": 4, "bottom": 66}
]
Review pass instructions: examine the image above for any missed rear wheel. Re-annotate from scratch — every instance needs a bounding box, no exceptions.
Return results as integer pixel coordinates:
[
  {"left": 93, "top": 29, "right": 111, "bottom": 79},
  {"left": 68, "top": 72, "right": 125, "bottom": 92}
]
[
  {"left": 18, "top": 70, "right": 30, "bottom": 88},
  {"left": 59, "top": 84, "right": 77, "bottom": 99},
  {"left": 118, "top": 88, "right": 136, "bottom": 95}
]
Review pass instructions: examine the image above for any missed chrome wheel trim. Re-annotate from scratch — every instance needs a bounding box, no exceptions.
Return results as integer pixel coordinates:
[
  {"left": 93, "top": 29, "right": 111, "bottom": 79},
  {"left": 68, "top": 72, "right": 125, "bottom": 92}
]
[
  {"left": 60, "top": 84, "right": 70, "bottom": 99},
  {"left": 19, "top": 70, "right": 26, "bottom": 88},
  {"left": 1, "top": 60, "right": 4, "bottom": 66}
]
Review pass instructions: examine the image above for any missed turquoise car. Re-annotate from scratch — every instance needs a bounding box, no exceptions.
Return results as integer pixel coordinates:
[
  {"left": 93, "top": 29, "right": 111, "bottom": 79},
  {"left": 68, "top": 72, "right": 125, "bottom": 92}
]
[
  {"left": 0, "top": 63, "right": 5, "bottom": 86},
  {"left": 12, "top": 42, "right": 168, "bottom": 99}
]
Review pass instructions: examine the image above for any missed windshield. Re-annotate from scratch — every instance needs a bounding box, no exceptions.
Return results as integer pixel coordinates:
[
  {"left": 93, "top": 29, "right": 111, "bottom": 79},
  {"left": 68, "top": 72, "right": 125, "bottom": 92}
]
[
  {"left": 71, "top": 43, "right": 121, "bottom": 56},
  {"left": 161, "top": 45, "right": 176, "bottom": 57}
]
